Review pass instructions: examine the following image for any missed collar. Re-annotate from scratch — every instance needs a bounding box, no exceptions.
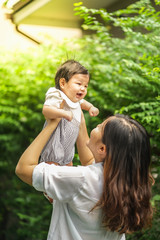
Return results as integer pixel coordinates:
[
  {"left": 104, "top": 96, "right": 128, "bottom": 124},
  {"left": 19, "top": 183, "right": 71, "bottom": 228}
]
[{"left": 59, "top": 89, "right": 80, "bottom": 109}]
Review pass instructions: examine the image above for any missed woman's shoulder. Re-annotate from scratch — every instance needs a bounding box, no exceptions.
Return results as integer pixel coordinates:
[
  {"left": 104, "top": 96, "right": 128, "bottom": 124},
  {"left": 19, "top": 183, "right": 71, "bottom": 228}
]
[
  {"left": 76, "top": 163, "right": 104, "bottom": 199},
  {"left": 78, "top": 162, "right": 103, "bottom": 179}
]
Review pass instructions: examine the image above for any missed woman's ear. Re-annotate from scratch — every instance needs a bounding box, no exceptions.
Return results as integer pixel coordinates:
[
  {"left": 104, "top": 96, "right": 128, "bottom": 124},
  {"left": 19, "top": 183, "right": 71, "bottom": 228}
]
[
  {"left": 59, "top": 78, "right": 66, "bottom": 89},
  {"left": 97, "top": 143, "right": 107, "bottom": 158}
]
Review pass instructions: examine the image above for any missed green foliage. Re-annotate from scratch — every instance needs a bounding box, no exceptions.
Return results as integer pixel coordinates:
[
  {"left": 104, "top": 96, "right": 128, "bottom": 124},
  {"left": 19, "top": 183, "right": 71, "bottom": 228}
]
[
  {"left": 73, "top": 0, "right": 160, "bottom": 160},
  {"left": 0, "top": 45, "right": 68, "bottom": 239},
  {"left": 0, "top": 0, "right": 160, "bottom": 239}
]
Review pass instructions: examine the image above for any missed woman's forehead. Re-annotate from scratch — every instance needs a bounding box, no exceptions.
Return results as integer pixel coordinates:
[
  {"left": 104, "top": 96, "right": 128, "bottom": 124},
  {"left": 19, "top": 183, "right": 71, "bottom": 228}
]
[
  {"left": 102, "top": 116, "right": 115, "bottom": 128},
  {"left": 101, "top": 116, "right": 120, "bottom": 135}
]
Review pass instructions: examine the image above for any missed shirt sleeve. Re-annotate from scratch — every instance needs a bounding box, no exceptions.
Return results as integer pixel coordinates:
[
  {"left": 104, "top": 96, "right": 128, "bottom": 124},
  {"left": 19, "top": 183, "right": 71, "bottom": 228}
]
[
  {"left": 32, "top": 162, "right": 85, "bottom": 202},
  {"left": 44, "top": 87, "right": 63, "bottom": 108}
]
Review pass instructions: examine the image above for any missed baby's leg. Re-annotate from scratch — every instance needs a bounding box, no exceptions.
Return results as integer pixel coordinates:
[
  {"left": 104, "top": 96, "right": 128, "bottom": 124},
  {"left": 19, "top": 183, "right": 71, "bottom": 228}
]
[
  {"left": 43, "top": 192, "right": 53, "bottom": 204},
  {"left": 66, "top": 161, "right": 73, "bottom": 166},
  {"left": 46, "top": 161, "right": 73, "bottom": 166},
  {"left": 46, "top": 161, "right": 59, "bottom": 165}
]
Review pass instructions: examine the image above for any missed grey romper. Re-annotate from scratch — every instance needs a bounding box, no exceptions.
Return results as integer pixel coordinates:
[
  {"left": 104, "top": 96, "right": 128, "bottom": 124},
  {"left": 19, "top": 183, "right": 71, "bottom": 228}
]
[{"left": 40, "top": 87, "right": 82, "bottom": 165}]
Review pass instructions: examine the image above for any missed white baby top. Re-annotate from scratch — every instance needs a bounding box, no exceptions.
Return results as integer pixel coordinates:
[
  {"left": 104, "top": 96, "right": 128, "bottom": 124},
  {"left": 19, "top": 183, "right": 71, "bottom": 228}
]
[
  {"left": 44, "top": 87, "right": 83, "bottom": 123},
  {"left": 33, "top": 162, "right": 125, "bottom": 240},
  {"left": 40, "top": 87, "right": 83, "bottom": 165}
]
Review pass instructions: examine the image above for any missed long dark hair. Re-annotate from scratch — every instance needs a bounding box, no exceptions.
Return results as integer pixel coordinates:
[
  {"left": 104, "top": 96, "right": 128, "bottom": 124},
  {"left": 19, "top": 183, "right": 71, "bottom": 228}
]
[
  {"left": 94, "top": 114, "right": 154, "bottom": 234},
  {"left": 55, "top": 60, "right": 89, "bottom": 89}
]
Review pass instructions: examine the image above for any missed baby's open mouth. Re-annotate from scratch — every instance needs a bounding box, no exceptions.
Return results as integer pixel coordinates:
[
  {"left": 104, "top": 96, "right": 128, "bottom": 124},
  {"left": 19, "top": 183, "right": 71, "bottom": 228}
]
[{"left": 77, "top": 93, "right": 83, "bottom": 97}]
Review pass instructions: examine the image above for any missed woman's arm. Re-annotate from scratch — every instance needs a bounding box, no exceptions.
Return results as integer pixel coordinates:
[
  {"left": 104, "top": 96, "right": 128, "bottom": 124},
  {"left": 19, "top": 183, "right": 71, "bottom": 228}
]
[
  {"left": 76, "top": 112, "right": 94, "bottom": 166},
  {"left": 15, "top": 118, "right": 61, "bottom": 186}
]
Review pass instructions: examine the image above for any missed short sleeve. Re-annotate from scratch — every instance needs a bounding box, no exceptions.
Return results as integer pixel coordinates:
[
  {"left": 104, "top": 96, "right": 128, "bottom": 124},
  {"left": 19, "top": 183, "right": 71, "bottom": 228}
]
[
  {"left": 44, "top": 87, "right": 63, "bottom": 108},
  {"left": 32, "top": 163, "right": 85, "bottom": 202}
]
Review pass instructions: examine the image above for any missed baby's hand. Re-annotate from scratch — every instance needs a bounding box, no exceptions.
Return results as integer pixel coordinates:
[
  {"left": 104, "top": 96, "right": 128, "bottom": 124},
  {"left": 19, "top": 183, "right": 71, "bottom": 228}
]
[
  {"left": 65, "top": 111, "right": 73, "bottom": 121},
  {"left": 89, "top": 106, "right": 99, "bottom": 117}
]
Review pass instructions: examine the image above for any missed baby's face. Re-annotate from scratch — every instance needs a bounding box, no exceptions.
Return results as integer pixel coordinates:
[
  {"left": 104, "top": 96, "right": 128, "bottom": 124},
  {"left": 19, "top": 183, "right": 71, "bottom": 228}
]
[{"left": 60, "top": 74, "right": 89, "bottom": 102}]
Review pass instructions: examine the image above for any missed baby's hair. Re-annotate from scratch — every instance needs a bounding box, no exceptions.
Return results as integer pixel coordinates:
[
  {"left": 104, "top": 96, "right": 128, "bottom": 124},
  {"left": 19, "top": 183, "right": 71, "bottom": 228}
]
[{"left": 55, "top": 60, "right": 89, "bottom": 89}]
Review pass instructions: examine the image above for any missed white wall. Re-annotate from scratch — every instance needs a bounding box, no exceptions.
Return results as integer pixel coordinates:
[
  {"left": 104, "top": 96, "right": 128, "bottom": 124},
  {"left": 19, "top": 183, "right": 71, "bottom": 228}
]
[
  {"left": 0, "top": 8, "right": 37, "bottom": 51},
  {"left": 0, "top": 7, "right": 82, "bottom": 51}
]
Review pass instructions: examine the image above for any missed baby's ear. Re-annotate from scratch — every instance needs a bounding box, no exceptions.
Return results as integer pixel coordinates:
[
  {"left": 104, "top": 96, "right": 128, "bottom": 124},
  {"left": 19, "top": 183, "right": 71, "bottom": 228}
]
[{"left": 59, "top": 78, "right": 66, "bottom": 89}]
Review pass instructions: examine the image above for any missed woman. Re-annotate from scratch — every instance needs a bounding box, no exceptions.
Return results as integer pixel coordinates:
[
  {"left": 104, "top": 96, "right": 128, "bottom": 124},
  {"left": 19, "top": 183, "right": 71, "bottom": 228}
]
[{"left": 15, "top": 113, "right": 153, "bottom": 240}]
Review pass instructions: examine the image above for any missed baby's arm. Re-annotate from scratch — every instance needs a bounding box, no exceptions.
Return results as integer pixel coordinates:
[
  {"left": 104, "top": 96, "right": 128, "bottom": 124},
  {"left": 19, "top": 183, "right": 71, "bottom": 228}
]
[
  {"left": 42, "top": 104, "right": 73, "bottom": 121},
  {"left": 81, "top": 99, "right": 99, "bottom": 117}
]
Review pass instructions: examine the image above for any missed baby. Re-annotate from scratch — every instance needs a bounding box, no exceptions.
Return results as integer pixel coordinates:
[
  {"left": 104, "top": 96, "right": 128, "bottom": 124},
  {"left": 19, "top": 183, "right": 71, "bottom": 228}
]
[{"left": 40, "top": 60, "right": 99, "bottom": 167}]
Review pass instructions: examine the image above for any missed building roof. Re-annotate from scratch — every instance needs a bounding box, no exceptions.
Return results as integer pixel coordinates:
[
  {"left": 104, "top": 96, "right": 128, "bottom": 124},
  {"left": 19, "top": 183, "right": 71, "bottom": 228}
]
[
  {"left": 2, "top": 0, "right": 137, "bottom": 45},
  {"left": 5, "top": 0, "right": 133, "bottom": 28}
]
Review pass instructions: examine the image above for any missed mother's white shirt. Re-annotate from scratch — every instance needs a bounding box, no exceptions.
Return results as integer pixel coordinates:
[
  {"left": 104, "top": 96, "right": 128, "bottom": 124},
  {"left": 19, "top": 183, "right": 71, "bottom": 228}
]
[{"left": 33, "top": 162, "right": 125, "bottom": 240}]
